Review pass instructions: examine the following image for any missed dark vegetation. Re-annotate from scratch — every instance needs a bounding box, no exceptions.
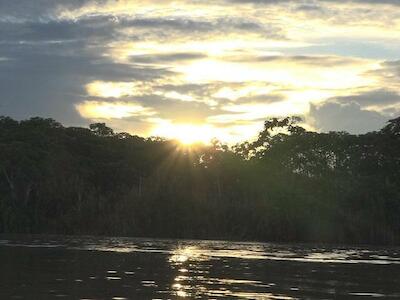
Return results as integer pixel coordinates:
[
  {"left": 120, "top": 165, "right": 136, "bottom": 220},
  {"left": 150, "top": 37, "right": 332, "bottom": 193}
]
[{"left": 0, "top": 115, "right": 399, "bottom": 245}]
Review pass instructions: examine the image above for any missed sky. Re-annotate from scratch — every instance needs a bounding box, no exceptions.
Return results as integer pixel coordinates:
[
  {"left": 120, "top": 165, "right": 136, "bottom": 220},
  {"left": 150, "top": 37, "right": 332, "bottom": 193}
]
[{"left": 0, "top": 0, "right": 399, "bottom": 144}]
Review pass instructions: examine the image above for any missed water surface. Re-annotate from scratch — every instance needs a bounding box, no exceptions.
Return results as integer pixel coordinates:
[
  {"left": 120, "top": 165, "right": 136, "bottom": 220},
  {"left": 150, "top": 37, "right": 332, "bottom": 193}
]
[{"left": 0, "top": 235, "right": 399, "bottom": 299}]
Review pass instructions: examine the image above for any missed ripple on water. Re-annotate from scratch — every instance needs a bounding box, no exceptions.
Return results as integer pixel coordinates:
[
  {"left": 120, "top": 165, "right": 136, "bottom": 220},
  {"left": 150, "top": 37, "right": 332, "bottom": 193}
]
[
  {"left": 1, "top": 235, "right": 400, "bottom": 299},
  {"left": 106, "top": 276, "right": 121, "bottom": 280},
  {"left": 348, "top": 292, "right": 386, "bottom": 297},
  {"left": 142, "top": 280, "right": 157, "bottom": 287}
]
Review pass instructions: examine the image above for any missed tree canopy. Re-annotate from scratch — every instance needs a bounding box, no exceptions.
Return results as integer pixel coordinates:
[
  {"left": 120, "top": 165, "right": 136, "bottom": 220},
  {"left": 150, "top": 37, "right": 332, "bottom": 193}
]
[{"left": 0, "top": 115, "right": 399, "bottom": 245}]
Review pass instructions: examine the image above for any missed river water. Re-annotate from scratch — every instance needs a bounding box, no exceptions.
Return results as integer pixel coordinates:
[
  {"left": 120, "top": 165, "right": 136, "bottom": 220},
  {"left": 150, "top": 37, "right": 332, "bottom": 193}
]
[{"left": 0, "top": 235, "right": 399, "bottom": 299}]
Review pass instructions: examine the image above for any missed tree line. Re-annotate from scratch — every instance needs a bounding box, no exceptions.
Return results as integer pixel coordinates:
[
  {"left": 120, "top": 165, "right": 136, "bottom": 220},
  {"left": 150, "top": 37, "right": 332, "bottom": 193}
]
[{"left": 0, "top": 115, "right": 399, "bottom": 245}]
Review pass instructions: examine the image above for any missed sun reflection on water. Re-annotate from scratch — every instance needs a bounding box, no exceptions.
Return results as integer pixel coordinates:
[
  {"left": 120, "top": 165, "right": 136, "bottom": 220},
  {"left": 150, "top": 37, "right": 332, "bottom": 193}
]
[
  {"left": 3, "top": 236, "right": 399, "bottom": 299},
  {"left": 169, "top": 246, "right": 203, "bottom": 264},
  {"left": 167, "top": 244, "right": 297, "bottom": 299}
]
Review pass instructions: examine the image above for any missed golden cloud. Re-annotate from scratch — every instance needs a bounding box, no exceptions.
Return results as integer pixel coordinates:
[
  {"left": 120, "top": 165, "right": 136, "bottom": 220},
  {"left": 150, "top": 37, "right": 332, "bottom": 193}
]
[{"left": 75, "top": 101, "right": 156, "bottom": 119}]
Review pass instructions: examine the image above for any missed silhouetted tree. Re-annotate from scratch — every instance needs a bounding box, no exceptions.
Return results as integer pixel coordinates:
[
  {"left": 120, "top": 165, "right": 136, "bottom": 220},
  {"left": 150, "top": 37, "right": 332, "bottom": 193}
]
[
  {"left": 89, "top": 123, "right": 114, "bottom": 137},
  {"left": 0, "top": 115, "right": 399, "bottom": 244}
]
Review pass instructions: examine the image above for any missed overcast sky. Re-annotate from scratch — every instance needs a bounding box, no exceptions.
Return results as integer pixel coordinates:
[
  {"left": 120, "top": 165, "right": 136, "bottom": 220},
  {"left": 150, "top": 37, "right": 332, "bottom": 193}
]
[{"left": 0, "top": 0, "right": 399, "bottom": 143}]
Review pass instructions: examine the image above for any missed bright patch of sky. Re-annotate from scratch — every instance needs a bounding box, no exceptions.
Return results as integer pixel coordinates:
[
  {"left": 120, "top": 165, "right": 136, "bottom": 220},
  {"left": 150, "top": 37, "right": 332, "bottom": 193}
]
[{"left": 1, "top": 0, "right": 399, "bottom": 143}]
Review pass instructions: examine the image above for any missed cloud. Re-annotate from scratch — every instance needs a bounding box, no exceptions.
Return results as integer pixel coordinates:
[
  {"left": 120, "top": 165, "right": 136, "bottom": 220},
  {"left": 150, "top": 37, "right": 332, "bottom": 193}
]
[
  {"left": 0, "top": 0, "right": 399, "bottom": 142},
  {"left": 85, "top": 80, "right": 219, "bottom": 106},
  {"left": 0, "top": 43, "right": 173, "bottom": 125},
  {"left": 208, "top": 100, "right": 306, "bottom": 125},
  {"left": 0, "top": 18, "right": 115, "bottom": 43},
  {"left": 230, "top": 55, "right": 366, "bottom": 67},
  {"left": 332, "top": 89, "right": 400, "bottom": 108},
  {"left": 75, "top": 100, "right": 156, "bottom": 119},
  {"left": 120, "top": 17, "right": 268, "bottom": 34},
  {"left": 226, "top": 0, "right": 400, "bottom": 5},
  {"left": 370, "top": 60, "right": 400, "bottom": 84},
  {"left": 233, "top": 94, "right": 284, "bottom": 104},
  {"left": 86, "top": 81, "right": 151, "bottom": 98},
  {"left": 0, "top": 0, "right": 86, "bottom": 20},
  {"left": 129, "top": 52, "right": 207, "bottom": 64},
  {"left": 309, "top": 100, "right": 388, "bottom": 134},
  {"left": 131, "top": 94, "right": 221, "bottom": 124}
]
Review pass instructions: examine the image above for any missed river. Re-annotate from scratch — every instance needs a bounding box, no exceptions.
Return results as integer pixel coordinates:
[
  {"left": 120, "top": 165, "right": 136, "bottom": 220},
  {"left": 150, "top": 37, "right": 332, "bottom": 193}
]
[{"left": 0, "top": 235, "right": 399, "bottom": 299}]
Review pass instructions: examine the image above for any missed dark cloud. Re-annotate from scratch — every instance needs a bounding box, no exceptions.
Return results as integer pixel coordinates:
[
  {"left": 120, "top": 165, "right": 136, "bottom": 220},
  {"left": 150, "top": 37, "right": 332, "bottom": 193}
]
[
  {"left": 158, "top": 83, "right": 216, "bottom": 95},
  {"left": 228, "top": 55, "right": 361, "bottom": 66},
  {"left": 0, "top": 9, "right": 225, "bottom": 126},
  {"left": 0, "top": 0, "right": 270, "bottom": 33},
  {"left": 380, "top": 60, "right": 400, "bottom": 77},
  {"left": 332, "top": 89, "right": 400, "bottom": 107},
  {"left": 343, "top": 0, "right": 400, "bottom": 4},
  {"left": 234, "top": 94, "right": 284, "bottom": 104},
  {"left": 0, "top": 0, "right": 398, "bottom": 140},
  {"left": 122, "top": 17, "right": 264, "bottom": 32},
  {"left": 309, "top": 101, "right": 388, "bottom": 134},
  {"left": 226, "top": 0, "right": 400, "bottom": 5},
  {"left": 366, "top": 60, "right": 400, "bottom": 88},
  {"left": 0, "top": 41, "right": 174, "bottom": 125},
  {"left": 0, "top": 16, "right": 127, "bottom": 44},
  {"left": 130, "top": 53, "right": 207, "bottom": 64},
  {"left": 0, "top": 0, "right": 90, "bottom": 20},
  {"left": 117, "top": 16, "right": 285, "bottom": 40},
  {"left": 296, "top": 4, "right": 323, "bottom": 11},
  {"left": 0, "top": 11, "right": 273, "bottom": 45},
  {"left": 0, "top": 0, "right": 281, "bottom": 129}
]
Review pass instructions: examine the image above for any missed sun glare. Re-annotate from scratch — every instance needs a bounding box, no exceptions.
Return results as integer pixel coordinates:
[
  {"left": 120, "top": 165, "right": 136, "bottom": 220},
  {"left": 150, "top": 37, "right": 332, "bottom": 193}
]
[
  {"left": 149, "top": 120, "right": 262, "bottom": 145},
  {"left": 152, "top": 122, "right": 216, "bottom": 145}
]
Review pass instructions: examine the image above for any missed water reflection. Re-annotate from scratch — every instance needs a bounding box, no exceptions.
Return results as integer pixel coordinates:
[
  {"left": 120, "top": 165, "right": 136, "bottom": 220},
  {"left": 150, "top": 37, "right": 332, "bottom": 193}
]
[
  {"left": 168, "top": 244, "right": 295, "bottom": 299},
  {"left": 0, "top": 235, "right": 400, "bottom": 299},
  {"left": 169, "top": 246, "right": 201, "bottom": 264}
]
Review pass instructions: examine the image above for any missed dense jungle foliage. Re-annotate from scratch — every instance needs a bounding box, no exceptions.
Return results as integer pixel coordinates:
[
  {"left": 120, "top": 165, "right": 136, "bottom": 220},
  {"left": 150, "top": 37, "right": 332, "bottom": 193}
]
[{"left": 1, "top": 115, "right": 399, "bottom": 244}]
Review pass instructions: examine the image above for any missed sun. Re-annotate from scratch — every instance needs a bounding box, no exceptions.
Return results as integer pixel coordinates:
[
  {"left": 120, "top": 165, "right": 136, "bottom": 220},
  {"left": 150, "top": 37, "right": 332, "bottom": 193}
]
[
  {"left": 151, "top": 122, "right": 215, "bottom": 145},
  {"left": 176, "top": 126, "right": 202, "bottom": 145}
]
